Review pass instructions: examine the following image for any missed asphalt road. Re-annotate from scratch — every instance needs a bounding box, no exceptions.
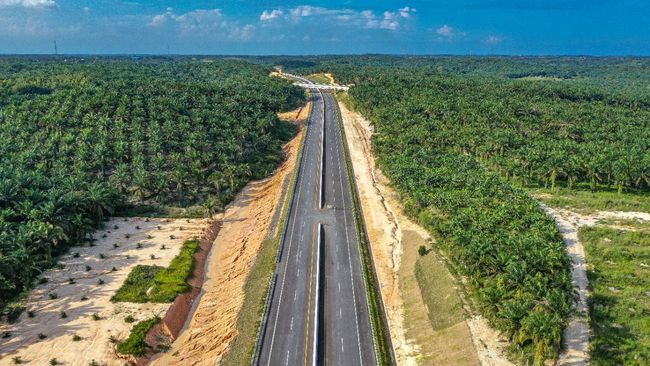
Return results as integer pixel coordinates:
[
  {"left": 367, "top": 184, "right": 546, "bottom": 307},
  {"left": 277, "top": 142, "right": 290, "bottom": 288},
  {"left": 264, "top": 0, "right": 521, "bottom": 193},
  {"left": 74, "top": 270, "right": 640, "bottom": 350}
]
[{"left": 256, "top": 87, "right": 376, "bottom": 366}]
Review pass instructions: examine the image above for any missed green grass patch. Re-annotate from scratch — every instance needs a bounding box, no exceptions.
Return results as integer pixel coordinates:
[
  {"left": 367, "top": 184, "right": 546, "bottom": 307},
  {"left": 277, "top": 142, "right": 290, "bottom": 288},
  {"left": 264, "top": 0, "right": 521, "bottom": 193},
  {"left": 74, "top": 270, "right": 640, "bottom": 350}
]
[
  {"left": 111, "top": 265, "right": 164, "bottom": 302},
  {"left": 116, "top": 316, "right": 161, "bottom": 356},
  {"left": 531, "top": 188, "right": 650, "bottom": 214},
  {"left": 307, "top": 73, "right": 331, "bottom": 84},
  {"left": 581, "top": 225, "right": 650, "bottom": 365},
  {"left": 414, "top": 251, "right": 465, "bottom": 330},
  {"left": 111, "top": 239, "right": 199, "bottom": 303}
]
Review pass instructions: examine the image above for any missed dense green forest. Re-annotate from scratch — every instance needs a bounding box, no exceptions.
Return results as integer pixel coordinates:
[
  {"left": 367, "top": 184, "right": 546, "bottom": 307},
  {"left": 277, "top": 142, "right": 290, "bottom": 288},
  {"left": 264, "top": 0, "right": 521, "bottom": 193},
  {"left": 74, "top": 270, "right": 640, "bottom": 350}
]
[
  {"left": 295, "top": 57, "right": 650, "bottom": 364},
  {"left": 0, "top": 58, "right": 304, "bottom": 311}
]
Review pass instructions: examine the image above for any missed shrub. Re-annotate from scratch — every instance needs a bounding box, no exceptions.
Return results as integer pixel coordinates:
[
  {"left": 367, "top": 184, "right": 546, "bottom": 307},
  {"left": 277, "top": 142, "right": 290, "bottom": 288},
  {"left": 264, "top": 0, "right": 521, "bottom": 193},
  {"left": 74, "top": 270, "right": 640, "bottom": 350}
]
[
  {"left": 73, "top": 252, "right": 80, "bottom": 258},
  {"left": 116, "top": 317, "right": 161, "bottom": 356},
  {"left": 60, "top": 311, "right": 67, "bottom": 318},
  {"left": 2, "top": 331, "right": 11, "bottom": 338},
  {"left": 38, "top": 333, "right": 47, "bottom": 339},
  {"left": 137, "top": 243, "right": 143, "bottom": 249},
  {"left": 109, "top": 335, "right": 118, "bottom": 343},
  {"left": 92, "top": 313, "right": 101, "bottom": 321},
  {"left": 12, "top": 356, "right": 23, "bottom": 364},
  {"left": 124, "top": 315, "right": 136, "bottom": 323},
  {"left": 80, "top": 295, "right": 88, "bottom": 301},
  {"left": 98, "top": 279, "right": 105, "bottom": 285},
  {"left": 37, "top": 277, "right": 48, "bottom": 284},
  {"left": 150, "top": 254, "right": 156, "bottom": 260},
  {"left": 50, "top": 358, "right": 60, "bottom": 365},
  {"left": 72, "top": 334, "right": 82, "bottom": 341},
  {"left": 86, "top": 265, "right": 92, "bottom": 271},
  {"left": 113, "top": 243, "right": 120, "bottom": 248},
  {"left": 112, "top": 267, "right": 117, "bottom": 272},
  {"left": 418, "top": 245, "right": 428, "bottom": 256},
  {"left": 68, "top": 278, "right": 76, "bottom": 284},
  {"left": 27, "top": 310, "right": 35, "bottom": 317}
]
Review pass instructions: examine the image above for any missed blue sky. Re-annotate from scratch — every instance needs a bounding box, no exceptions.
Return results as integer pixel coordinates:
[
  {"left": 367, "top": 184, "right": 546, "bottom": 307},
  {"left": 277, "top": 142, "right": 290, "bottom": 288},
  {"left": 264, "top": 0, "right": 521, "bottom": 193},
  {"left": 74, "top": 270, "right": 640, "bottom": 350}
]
[{"left": 0, "top": 0, "right": 648, "bottom": 55}]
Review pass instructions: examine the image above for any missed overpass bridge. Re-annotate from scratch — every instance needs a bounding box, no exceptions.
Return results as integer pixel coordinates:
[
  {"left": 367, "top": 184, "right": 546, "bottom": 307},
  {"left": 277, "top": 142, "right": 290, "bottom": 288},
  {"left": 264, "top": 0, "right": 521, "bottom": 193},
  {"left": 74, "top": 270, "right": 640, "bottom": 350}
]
[{"left": 293, "top": 82, "right": 349, "bottom": 91}]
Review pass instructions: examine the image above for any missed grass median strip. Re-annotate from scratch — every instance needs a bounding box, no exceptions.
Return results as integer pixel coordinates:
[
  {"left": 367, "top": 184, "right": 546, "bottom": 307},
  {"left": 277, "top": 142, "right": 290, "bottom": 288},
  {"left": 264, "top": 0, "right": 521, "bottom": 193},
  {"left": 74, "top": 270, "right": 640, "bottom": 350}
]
[{"left": 111, "top": 239, "right": 199, "bottom": 303}]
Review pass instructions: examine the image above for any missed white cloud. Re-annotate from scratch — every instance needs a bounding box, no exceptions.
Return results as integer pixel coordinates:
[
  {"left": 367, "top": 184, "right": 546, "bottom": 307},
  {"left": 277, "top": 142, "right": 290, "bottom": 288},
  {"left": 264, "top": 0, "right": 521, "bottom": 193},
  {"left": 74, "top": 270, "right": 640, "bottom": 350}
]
[
  {"left": 148, "top": 8, "right": 254, "bottom": 41},
  {"left": 399, "top": 6, "right": 416, "bottom": 18},
  {"left": 436, "top": 25, "right": 465, "bottom": 41},
  {"left": 0, "top": 0, "right": 55, "bottom": 8},
  {"left": 260, "top": 9, "right": 283, "bottom": 21},
  {"left": 484, "top": 35, "right": 502, "bottom": 45},
  {"left": 259, "top": 5, "right": 415, "bottom": 31}
]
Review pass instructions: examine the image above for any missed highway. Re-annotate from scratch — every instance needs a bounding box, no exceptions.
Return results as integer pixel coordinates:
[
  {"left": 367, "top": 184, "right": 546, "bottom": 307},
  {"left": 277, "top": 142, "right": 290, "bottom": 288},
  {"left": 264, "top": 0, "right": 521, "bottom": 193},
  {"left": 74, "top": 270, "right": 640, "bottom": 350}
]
[{"left": 256, "top": 83, "right": 377, "bottom": 365}]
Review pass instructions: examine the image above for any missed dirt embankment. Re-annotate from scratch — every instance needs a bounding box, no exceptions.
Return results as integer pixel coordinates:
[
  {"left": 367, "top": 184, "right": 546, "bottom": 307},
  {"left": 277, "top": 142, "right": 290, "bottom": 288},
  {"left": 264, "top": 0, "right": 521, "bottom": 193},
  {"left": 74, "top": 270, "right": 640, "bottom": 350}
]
[
  {"left": 0, "top": 218, "right": 208, "bottom": 366},
  {"left": 151, "top": 104, "right": 309, "bottom": 366},
  {"left": 338, "top": 99, "right": 511, "bottom": 366}
]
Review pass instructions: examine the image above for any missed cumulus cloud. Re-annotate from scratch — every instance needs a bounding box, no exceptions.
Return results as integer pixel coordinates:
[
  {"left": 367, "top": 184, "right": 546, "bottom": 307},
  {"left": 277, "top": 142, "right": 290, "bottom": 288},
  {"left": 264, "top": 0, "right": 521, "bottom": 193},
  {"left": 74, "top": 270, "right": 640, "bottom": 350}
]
[
  {"left": 260, "top": 9, "right": 283, "bottom": 21},
  {"left": 0, "top": 0, "right": 55, "bottom": 8},
  {"left": 259, "top": 5, "right": 416, "bottom": 31},
  {"left": 149, "top": 8, "right": 254, "bottom": 40},
  {"left": 399, "top": 6, "right": 416, "bottom": 18},
  {"left": 484, "top": 35, "right": 502, "bottom": 44},
  {"left": 436, "top": 25, "right": 465, "bottom": 41}
]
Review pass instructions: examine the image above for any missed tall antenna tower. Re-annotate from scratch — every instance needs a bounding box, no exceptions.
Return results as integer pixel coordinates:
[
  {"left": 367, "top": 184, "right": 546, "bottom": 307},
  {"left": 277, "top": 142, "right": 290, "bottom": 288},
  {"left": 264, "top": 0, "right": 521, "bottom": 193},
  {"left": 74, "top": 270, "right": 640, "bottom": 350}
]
[{"left": 54, "top": 40, "right": 58, "bottom": 55}]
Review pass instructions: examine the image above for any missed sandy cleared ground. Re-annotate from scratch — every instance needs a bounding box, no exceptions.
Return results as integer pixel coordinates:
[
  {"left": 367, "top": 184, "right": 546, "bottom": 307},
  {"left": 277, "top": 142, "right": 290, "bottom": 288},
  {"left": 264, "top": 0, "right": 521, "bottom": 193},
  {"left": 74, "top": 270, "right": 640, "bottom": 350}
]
[
  {"left": 151, "top": 104, "right": 308, "bottom": 366},
  {"left": 0, "top": 217, "right": 208, "bottom": 366},
  {"left": 542, "top": 206, "right": 650, "bottom": 366},
  {"left": 338, "top": 100, "right": 505, "bottom": 366}
]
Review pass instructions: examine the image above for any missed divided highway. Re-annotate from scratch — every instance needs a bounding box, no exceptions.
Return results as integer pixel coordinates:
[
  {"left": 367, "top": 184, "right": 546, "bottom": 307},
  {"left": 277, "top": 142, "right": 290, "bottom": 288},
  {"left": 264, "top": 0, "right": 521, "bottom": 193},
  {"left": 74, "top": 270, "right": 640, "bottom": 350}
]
[{"left": 256, "top": 82, "right": 377, "bottom": 365}]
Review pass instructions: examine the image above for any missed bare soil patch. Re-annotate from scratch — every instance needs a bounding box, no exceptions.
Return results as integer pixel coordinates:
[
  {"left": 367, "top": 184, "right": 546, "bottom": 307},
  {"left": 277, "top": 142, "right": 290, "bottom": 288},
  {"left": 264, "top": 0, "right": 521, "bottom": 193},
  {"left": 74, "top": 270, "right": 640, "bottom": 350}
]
[
  {"left": 0, "top": 217, "right": 208, "bottom": 366},
  {"left": 150, "top": 103, "right": 308, "bottom": 366}
]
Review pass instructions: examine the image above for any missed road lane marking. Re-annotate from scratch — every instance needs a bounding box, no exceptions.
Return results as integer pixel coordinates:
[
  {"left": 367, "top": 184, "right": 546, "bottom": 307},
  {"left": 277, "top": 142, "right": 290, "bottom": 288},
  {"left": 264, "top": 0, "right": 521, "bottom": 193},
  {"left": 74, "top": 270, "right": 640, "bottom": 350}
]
[
  {"left": 265, "top": 91, "right": 315, "bottom": 366},
  {"left": 329, "top": 93, "right": 364, "bottom": 366},
  {"left": 303, "top": 224, "right": 319, "bottom": 366}
]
